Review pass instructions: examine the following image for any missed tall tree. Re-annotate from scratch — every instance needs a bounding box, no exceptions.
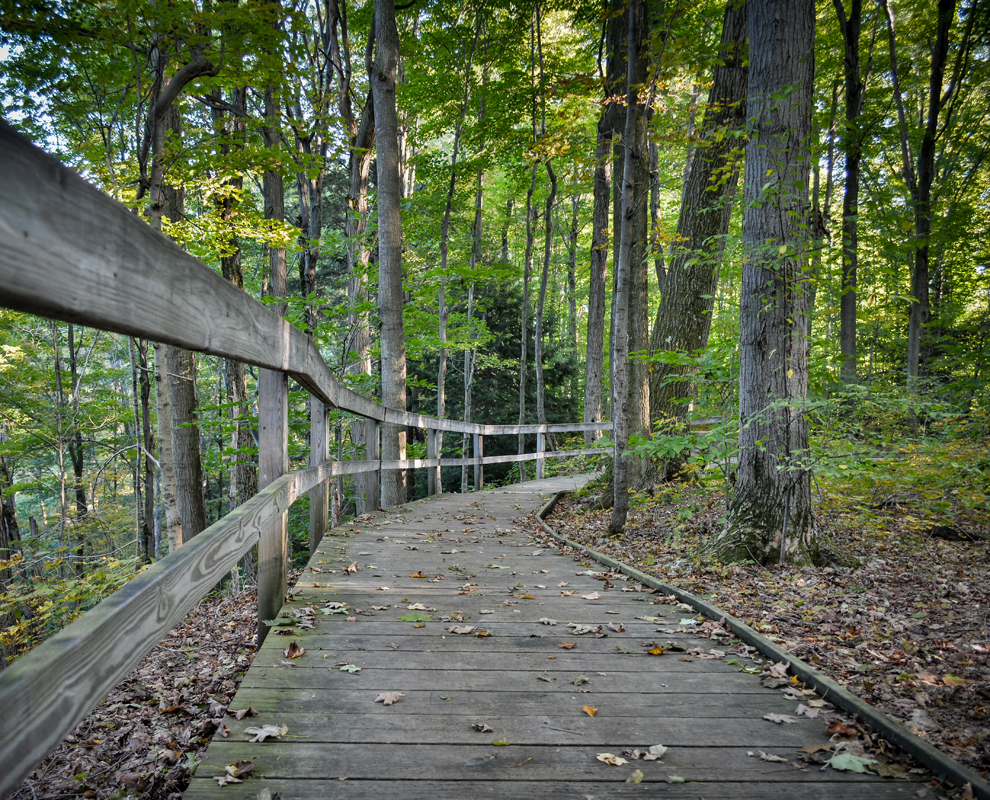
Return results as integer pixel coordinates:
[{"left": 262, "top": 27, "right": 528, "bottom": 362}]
[
  {"left": 712, "top": 0, "right": 824, "bottom": 564},
  {"left": 881, "top": 0, "right": 979, "bottom": 385},
  {"left": 833, "top": 0, "right": 872, "bottom": 383},
  {"left": 373, "top": 0, "right": 408, "bottom": 507},
  {"left": 648, "top": 0, "right": 747, "bottom": 450},
  {"left": 608, "top": 0, "right": 648, "bottom": 535}
]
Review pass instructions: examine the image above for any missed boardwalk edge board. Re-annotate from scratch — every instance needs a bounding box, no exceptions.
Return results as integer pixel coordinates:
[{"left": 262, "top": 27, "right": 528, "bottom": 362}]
[{"left": 535, "top": 490, "right": 990, "bottom": 800}]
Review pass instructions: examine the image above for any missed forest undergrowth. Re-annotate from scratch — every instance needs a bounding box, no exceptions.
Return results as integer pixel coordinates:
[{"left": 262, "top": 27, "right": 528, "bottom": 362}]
[{"left": 544, "top": 446, "right": 990, "bottom": 784}]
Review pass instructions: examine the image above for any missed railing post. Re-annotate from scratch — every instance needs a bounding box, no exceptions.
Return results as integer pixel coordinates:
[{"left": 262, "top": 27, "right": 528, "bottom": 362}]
[
  {"left": 474, "top": 433, "right": 483, "bottom": 490},
  {"left": 257, "top": 368, "right": 288, "bottom": 646},
  {"left": 367, "top": 419, "right": 380, "bottom": 511},
  {"left": 427, "top": 427, "right": 438, "bottom": 496},
  {"left": 536, "top": 430, "right": 545, "bottom": 480},
  {"left": 309, "top": 396, "right": 329, "bottom": 555}
]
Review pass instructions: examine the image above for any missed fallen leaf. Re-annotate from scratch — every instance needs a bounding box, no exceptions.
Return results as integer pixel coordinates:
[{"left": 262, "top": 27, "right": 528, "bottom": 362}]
[
  {"left": 410, "top": 572, "right": 428, "bottom": 578},
  {"left": 796, "top": 703, "right": 819, "bottom": 719},
  {"left": 339, "top": 664, "right": 361, "bottom": 673},
  {"left": 224, "top": 760, "right": 254, "bottom": 778},
  {"left": 570, "top": 674, "right": 590, "bottom": 686},
  {"left": 763, "top": 713, "right": 797, "bottom": 724},
  {"left": 397, "top": 613, "right": 431, "bottom": 622},
  {"left": 561, "top": 590, "right": 576, "bottom": 596},
  {"left": 447, "top": 625, "right": 476, "bottom": 634},
  {"left": 244, "top": 723, "right": 288, "bottom": 743},
  {"left": 475, "top": 629, "right": 492, "bottom": 638},
  {"left": 943, "top": 673, "right": 967, "bottom": 687},
  {"left": 557, "top": 582, "right": 569, "bottom": 587},
  {"left": 647, "top": 645, "right": 665, "bottom": 656},
  {"left": 345, "top": 616, "right": 357, "bottom": 622},
  {"left": 767, "top": 662, "right": 790, "bottom": 679},
  {"left": 492, "top": 738, "right": 510, "bottom": 746},
  {"left": 375, "top": 692, "right": 405, "bottom": 705},
  {"left": 626, "top": 768, "right": 644, "bottom": 783},
  {"left": 583, "top": 704, "right": 597, "bottom": 717},
  {"left": 664, "top": 775, "right": 685, "bottom": 783},
  {"left": 583, "top": 592, "right": 601, "bottom": 600},
  {"left": 560, "top": 642, "right": 577, "bottom": 650},
  {"left": 229, "top": 707, "right": 258, "bottom": 721},
  {"left": 826, "top": 753, "right": 877, "bottom": 773},
  {"left": 480, "top": 609, "right": 496, "bottom": 614},
  {"left": 758, "top": 751, "right": 788, "bottom": 763},
  {"left": 539, "top": 618, "right": 558, "bottom": 626},
  {"left": 472, "top": 723, "right": 494, "bottom": 733},
  {"left": 283, "top": 641, "right": 305, "bottom": 659},
  {"left": 405, "top": 603, "right": 429, "bottom": 610},
  {"left": 596, "top": 753, "right": 629, "bottom": 766}
]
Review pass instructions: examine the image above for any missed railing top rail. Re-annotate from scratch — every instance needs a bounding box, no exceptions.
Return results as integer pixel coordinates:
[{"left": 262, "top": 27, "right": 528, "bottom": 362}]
[{"left": 0, "top": 121, "right": 611, "bottom": 438}]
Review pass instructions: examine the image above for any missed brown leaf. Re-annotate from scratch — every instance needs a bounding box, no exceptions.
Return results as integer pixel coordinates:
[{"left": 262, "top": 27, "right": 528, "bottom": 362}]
[
  {"left": 763, "top": 713, "right": 797, "bottom": 724},
  {"left": 447, "top": 625, "right": 476, "bottom": 634},
  {"left": 472, "top": 723, "right": 494, "bottom": 733},
  {"left": 583, "top": 704, "right": 597, "bottom": 717},
  {"left": 596, "top": 753, "right": 629, "bottom": 766},
  {"left": 225, "top": 760, "right": 255, "bottom": 778},
  {"left": 375, "top": 692, "right": 406, "bottom": 706},
  {"left": 229, "top": 707, "right": 258, "bottom": 720},
  {"left": 560, "top": 642, "right": 577, "bottom": 650},
  {"left": 283, "top": 641, "right": 305, "bottom": 659}
]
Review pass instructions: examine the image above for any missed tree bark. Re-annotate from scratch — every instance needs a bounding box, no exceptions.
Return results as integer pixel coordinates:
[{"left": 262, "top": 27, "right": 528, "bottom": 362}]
[
  {"left": 584, "top": 111, "right": 611, "bottom": 444},
  {"left": 373, "top": 0, "right": 408, "bottom": 507},
  {"left": 713, "top": 0, "right": 824, "bottom": 565},
  {"left": 834, "top": 0, "right": 866, "bottom": 383},
  {"left": 67, "top": 324, "right": 86, "bottom": 576},
  {"left": 535, "top": 159, "right": 557, "bottom": 427},
  {"left": 648, "top": 0, "right": 747, "bottom": 442},
  {"left": 607, "top": 0, "right": 647, "bottom": 535},
  {"left": 519, "top": 165, "right": 538, "bottom": 481}
]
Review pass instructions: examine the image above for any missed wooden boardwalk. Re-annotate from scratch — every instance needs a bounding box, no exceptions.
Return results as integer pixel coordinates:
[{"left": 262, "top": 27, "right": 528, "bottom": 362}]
[{"left": 186, "top": 477, "right": 925, "bottom": 798}]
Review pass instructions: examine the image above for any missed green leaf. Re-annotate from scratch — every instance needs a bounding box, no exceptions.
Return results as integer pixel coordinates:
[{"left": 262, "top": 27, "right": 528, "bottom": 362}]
[
  {"left": 397, "top": 613, "right": 431, "bottom": 622},
  {"left": 263, "top": 617, "right": 300, "bottom": 627},
  {"left": 339, "top": 664, "right": 361, "bottom": 673}
]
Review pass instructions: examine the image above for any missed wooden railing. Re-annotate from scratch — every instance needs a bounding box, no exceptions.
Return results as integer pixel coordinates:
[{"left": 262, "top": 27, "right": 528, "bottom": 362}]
[{"left": 0, "top": 120, "right": 611, "bottom": 792}]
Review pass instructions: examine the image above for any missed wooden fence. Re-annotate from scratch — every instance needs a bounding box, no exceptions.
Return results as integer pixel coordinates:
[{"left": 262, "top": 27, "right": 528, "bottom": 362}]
[{"left": 0, "top": 120, "right": 611, "bottom": 794}]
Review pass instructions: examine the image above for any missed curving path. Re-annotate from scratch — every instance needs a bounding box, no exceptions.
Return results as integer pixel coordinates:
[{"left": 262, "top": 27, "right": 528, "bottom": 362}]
[{"left": 186, "top": 476, "right": 928, "bottom": 798}]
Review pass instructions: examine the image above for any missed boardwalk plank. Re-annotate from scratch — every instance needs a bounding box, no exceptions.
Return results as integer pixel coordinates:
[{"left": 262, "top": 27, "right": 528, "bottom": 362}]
[{"left": 186, "top": 477, "right": 925, "bottom": 798}]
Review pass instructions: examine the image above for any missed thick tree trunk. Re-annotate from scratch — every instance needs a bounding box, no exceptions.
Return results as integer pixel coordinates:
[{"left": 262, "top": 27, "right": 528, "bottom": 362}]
[
  {"left": 607, "top": 0, "right": 647, "bottom": 535},
  {"left": 648, "top": 0, "right": 747, "bottom": 439},
  {"left": 712, "top": 0, "right": 827, "bottom": 566},
  {"left": 373, "top": 0, "right": 408, "bottom": 507},
  {"left": 161, "top": 108, "right": 207, "bottom": 542},
  {"left": 584, "top": 113, "right": 611, "bottom": 444}
]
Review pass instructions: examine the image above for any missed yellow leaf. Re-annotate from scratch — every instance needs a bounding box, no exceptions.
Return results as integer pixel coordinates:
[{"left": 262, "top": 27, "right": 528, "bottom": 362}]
[
  {"left": 648, "top": 645, "right": 665, "bottom": 655},
  {"left": 583, "top": 704, "right": 597, "bottom": 717}
]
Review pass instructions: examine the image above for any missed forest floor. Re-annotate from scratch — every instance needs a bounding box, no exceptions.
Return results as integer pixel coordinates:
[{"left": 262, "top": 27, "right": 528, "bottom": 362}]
[
  {"left": 541, "top": 476, "right": 990, "bottom": 787},
  {"left": 3, "top": 570, "right": 301, "bottom": 800}
]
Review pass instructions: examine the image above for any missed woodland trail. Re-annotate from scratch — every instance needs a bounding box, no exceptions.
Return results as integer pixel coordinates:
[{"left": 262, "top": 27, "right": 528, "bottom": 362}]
[{"left": 185, "top": 476, "right": 926, "bottom": 798}]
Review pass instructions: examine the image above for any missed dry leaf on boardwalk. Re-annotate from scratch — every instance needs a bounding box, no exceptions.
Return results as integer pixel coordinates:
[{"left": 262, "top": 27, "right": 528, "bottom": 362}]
[
  {"left": 763, "top": 713, "right": 797, "bottom": 724},
  {"left": 447, "top": 625, "right": 476, "bottom": 634},
  {"left": 472, "top": 723, "right": 494, "bottom": 732},
  {"left": 283, "top": 641, "right": 305, "bottom": 659},
  {"left": 583, "top": 704, "right": 597, "bottom": 717},
  {"left": 244, "top": 723, "right": 288, "bottom": 742},
  {"left": 375, "top": 692, "right": 406, "bottom": 706},
  {"left": 596, "top": 753, "right": 629, "bottom": 766}
]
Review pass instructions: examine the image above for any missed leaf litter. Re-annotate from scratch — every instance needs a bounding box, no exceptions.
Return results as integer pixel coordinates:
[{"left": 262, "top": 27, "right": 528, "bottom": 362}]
[{"left": 545, "top": 490, "right": 990, "bottom": 778}]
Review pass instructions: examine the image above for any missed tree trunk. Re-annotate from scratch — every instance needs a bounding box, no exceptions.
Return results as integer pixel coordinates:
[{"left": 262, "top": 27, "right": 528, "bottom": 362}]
[
  {"left": 584, "top": 111, "right": 611, "bottom": 444},
  {"left": 519, "top": 165, "right": 538, "bottom": 481},
  {"left": 373, "top": 0, "right": 408, "bottom": 507},
  {"left": 535, "top": 160, "right": 557, "bottom": 427},
  {"left": 648, "top": 0, "right": 747, "bottom": 440},
  {"left": 0, "top": 452, "right": 20, "bottom": 671},
  {"left": 607, "top": 0, "right": 647, "bottom": 535},
  {"left": 834, "top": 0, "right": 865, "bottom": 383},
  {"left": 463, "top": 166, "right": 484, "bottom": 491},
  {"left": 67, "top": 324, "right": 86, "bottom": 576},
  {"left": 160, "top": 108, "right": 207, "bottom": 542},
  {"left": 712, "top": 0, "right": 826, "bottom": 566},
  {"left": 882, "top": 0, "right": 960, "bottom": 386},
  {"left": 649, "top": 138, "right": 665, "bottom": 293}
]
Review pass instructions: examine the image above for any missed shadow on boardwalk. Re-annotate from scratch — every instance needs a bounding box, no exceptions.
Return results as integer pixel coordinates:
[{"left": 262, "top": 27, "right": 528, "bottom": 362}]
[{"left": 186, "top": 476, "right": 929, "bottom": 798}]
